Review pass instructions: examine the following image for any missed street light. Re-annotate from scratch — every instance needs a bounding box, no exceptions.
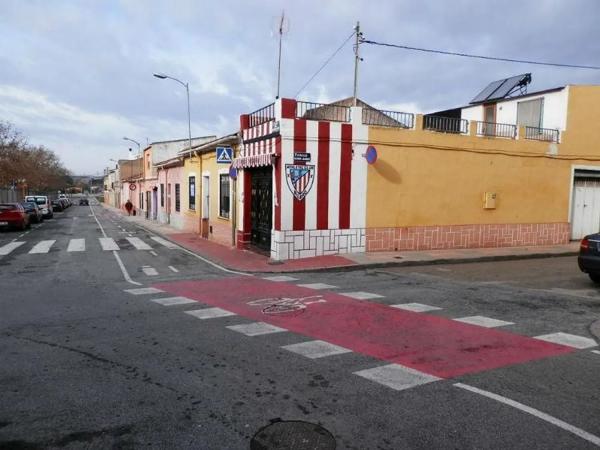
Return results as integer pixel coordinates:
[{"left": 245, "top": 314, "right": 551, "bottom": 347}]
[
  {"left": 122, "top": 136, "right": 141, "bottom": 157},
  {"left": 153, "top": 72, "right": 192, "bottom": 155}
]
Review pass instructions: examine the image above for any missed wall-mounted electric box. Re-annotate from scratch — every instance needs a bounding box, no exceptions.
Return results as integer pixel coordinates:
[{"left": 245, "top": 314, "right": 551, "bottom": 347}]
[{"left": 483, "top": 192, "right": 497, "bottom": 209}]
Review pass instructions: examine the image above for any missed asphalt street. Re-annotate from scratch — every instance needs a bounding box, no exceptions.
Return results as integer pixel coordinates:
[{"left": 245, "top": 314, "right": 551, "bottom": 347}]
[{"left": 1, "top": 200, "right": 599, "bottom": 449}]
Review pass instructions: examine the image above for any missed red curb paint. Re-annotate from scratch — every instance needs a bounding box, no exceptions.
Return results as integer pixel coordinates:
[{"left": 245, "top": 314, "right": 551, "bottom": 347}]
[{"left": 154, "top": 278, "right": 574, "bottom": 378}]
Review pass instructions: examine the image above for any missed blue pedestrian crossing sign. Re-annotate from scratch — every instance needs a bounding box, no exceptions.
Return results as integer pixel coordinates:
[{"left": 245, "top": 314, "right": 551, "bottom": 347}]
[{"left": 216, "top": 146, "right": 233, "bottom": 164}]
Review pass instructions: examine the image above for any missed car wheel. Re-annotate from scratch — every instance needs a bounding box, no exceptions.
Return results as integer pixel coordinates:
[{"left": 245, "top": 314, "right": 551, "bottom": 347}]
[{"left": 589, "top": 273, "right": 600, "bottom": 284}]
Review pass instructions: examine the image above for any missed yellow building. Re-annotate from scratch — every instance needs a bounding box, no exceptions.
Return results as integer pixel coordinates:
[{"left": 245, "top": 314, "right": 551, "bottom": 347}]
[
  {"left": 365, "top": 81, "right": 600, "bottom": 251},
  {"left": 179, "top": 134, "right": 239, "bottom": 245}
]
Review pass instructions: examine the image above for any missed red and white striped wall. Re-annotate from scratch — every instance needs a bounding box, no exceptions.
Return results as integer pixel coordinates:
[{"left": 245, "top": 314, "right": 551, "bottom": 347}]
[
  {"left": 236, "top": 99, "right": 368, "bottom": 260},
  {"left": 272, "top": 108, "right": 368, "bottom": 260}
]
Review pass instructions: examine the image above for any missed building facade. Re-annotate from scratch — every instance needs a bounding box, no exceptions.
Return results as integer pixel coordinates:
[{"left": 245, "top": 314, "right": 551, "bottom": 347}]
[{"left": 234, "top": 84, "right": 600, "bottom": 260}]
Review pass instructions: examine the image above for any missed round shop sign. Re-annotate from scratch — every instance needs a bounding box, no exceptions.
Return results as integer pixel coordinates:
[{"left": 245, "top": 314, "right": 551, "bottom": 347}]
[
  {"left": 129, "top": 184, "right": 137, "bottom": 191},
  {"left": 364, "top": 146, "right": 378, "bottom": 164}
]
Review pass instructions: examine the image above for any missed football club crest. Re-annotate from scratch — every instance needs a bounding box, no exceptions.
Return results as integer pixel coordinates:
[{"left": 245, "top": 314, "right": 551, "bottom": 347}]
[{"left": 285, "top": 164, "right": 315, "bottom": 201}]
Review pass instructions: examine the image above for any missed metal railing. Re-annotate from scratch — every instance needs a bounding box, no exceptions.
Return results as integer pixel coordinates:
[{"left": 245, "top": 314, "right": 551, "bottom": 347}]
[
  {"left": 423, "top": 116, "right": 468, "bottom": 134},
  {"left": 296, "top": 101, "right": 351, "bottom": 122},
  {"left": 362, "top": 108, "right": 414, "bottom": 128},
  {"left": 476, "top": 121, "right": 517, "bottom": 139},
  {"left": 248, "top": 102, "right": 275, "bottom": 128},
  {"left": 525, "top": 126, "right": 559, "bottom": 143}
]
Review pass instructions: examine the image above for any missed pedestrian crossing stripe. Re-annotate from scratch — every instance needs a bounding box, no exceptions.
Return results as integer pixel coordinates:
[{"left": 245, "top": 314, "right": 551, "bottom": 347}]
[{"left": 0, "top": 236, "right": 178, "bottom": 256}]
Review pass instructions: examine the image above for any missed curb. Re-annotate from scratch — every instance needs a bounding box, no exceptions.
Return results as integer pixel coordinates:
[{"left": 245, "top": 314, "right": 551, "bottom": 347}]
[{"left": 102, "top": 204, "right": 579, "bottom": 274}]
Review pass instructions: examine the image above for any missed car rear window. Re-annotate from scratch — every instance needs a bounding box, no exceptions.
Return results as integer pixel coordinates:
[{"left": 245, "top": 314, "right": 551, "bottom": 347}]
[{"left": 0, "top": 204, "right": 18, "bottom": 211}]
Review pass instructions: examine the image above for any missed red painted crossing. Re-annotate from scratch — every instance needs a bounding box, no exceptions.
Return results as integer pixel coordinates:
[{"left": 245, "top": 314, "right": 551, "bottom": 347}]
[{"left": 153, "top": 277, "right": 574, "bottom": 378}]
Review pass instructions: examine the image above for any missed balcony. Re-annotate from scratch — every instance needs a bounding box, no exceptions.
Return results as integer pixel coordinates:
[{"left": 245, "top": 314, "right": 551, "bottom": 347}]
[
  {"left": 296, "top": 101, "right": 351, "bottom": 122},
  {"left": 248, "top": 102, "right": 275, "bottom": 128},
  {"left": 423, "top": 116, "right": 469, "bottom": 134},
  {"left": 525, "top": 126, "right": 560, "bottom": 143},
  {"left": 476, "top": 121, "right": 517, "bottom": 139},
  {"left": 362, "top": 108, "right": 414, "bottom": 128}
]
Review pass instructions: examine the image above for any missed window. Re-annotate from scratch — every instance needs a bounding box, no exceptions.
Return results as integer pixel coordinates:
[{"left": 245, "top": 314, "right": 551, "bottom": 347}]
[
  {"left": 219, "top": 174, "right": 230, "bottom": 219},
  {"left": 139, "top": 192, "right": 143, "bottom": 209},
  {"left": 167, "top": 183, "right": 171, "bottom": 212},
  {"left": 175, "top": 184, "right": 180, "bottom": 212},
  {"left": 188, "top": 176, "right": 196, "bottom": 210},
  {"left": 160, "top": 184, "right": 164, "bottom": 207},
  {"left": 517, "top": 98, "right": 543, "bottom": 128}
]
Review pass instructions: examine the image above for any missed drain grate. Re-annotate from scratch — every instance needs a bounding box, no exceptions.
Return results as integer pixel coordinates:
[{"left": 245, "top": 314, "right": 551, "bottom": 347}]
[{"left": 251, "top": 419, "right": 335, "bottom": 450}]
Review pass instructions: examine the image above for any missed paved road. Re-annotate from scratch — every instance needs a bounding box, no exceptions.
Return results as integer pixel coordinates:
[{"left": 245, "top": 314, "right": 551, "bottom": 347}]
[{"left": 1, "top": 201, "right": 599, "bottom": 449}]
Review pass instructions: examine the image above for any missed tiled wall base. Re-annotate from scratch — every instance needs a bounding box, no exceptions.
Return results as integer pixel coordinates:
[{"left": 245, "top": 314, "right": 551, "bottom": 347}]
[
  {"left": 271, "top": 229, "right": 366, "bottom": 261},
  {"left": 366, "top": 223, "right": 571, "bottom": 252}
]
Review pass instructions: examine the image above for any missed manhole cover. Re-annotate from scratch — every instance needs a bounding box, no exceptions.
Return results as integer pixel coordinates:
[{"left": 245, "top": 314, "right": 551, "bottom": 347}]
[{"left": 251, "top": 420, "right": 335, "bottom": 450}]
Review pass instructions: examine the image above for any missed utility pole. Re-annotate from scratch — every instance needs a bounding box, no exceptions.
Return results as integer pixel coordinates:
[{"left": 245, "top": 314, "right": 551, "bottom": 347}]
[{"left": 353, "top": 21, "right": 361, "bottom": 106}]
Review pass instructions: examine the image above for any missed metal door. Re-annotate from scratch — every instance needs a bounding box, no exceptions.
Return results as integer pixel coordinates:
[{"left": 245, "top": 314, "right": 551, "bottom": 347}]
[
  {"left": 250, "top": 167, "right": 272, "bottom": 251},
  {"left": 571, "top": 178, "right": 600, "bottom": 239}
]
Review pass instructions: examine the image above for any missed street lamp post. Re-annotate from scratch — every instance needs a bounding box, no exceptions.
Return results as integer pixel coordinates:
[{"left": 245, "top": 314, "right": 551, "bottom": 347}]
[
  {"left": 152, "top": 73, "right": 192, "bottom": 156},
  {"left": 122, "top": 137, "right": 141, "bottom": 157}
]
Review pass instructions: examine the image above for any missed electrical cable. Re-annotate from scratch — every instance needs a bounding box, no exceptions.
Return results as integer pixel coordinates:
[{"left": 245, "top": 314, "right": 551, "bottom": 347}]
[
  {"left": 295, "top": 31, "right": 356, "bottom": 98},
  {"left": 360, "top": 38, "right": 600, "bottom": 70}
]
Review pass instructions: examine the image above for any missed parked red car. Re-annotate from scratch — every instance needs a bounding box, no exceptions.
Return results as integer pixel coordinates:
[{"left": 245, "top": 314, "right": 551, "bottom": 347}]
[{"left": 0, "top": 203, "right": 30, "bottom": 230}]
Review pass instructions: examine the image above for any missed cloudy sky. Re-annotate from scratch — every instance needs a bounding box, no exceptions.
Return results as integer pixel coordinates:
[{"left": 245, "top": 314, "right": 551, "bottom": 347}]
[{"left": 1, "top": 0, "right": 599, "bottom": 175}]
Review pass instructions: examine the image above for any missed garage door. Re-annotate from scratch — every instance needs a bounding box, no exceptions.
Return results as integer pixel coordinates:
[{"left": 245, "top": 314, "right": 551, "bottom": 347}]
[{"left": 571, "top": 178, "right": 600, "bottom": 239}]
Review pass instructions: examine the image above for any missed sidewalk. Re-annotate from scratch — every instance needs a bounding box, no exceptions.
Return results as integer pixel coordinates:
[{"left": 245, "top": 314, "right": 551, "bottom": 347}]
[{"left": 103, "top": 204, "right": 579, "bottom": 273}]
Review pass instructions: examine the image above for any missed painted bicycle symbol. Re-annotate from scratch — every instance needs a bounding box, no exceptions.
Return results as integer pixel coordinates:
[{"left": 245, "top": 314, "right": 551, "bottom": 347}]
[{"left": 247, "top": 295, "right": 326, "bottom": 315}]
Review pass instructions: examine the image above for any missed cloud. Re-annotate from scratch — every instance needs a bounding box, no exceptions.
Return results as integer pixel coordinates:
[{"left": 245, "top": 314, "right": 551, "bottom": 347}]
[{"left": 1, "top": 0, "right": 599, "bottom": 174}]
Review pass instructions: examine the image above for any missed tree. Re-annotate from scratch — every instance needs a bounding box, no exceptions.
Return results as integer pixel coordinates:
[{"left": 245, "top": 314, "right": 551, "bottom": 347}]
[{"left": 0, "top": 121, "right": 72, "bottom": 193}]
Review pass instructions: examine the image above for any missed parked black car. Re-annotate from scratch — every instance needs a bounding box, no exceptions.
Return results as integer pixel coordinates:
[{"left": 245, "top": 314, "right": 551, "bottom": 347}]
[
  {"left": 79, "top": 198, "right": 89, "bottom": 206},
  {"left": 51, "top": 199, "right": 64, "bottom": 212},
  {"left": 577, "top": 234, "right": 600, "bottom": 283},
  {"left": 20, "top": 201, "right": 43, "bottom": 223}
]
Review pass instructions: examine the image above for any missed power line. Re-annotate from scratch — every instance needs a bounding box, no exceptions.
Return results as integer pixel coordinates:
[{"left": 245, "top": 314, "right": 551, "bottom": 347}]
[
  {"left": 295, "top": 31, "right": 356, "bottom": 98},
  {"left": 360, "top": 38, "right": 600, "bottom": 70}
]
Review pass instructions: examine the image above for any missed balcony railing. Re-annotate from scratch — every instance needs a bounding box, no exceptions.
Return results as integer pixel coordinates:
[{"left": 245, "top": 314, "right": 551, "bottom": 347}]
[
  {"left": 525, "top": 126, "right": 559, "bottom": 143},
  {"left": 248, "top": 102, "right": 275, "bottom": 128},
  {"left": 362, "top": 108, "right": 414, "bottom": 128},
  {"left": 423, "top": 116, "right": 468, "bottom": 134},
  {"left": 476, "top": 121, "right": 517, "bottom": 139},
  {"left": 296, "top": 101, "right": 351, "bottom": 122}
]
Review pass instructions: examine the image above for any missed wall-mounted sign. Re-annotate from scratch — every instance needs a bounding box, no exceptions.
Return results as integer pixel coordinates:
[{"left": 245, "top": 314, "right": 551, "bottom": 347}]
[
  {"left": 129, "top": 184, "right": 137, "bottom": 191},
  {"left": 285, "top": 164, "right": 315, "bottom": 201},
  {"left": 216, "top": 146, "right": 233, "bottom": 164},
  {"left": 364, "top": 146, "right": 378, "bottom": 164},
  {"left": 229, "top": 165, "right": 237, "bottom": 180},
  {"left": 294, "top": 152, "right": 311, "bottom": 162}
]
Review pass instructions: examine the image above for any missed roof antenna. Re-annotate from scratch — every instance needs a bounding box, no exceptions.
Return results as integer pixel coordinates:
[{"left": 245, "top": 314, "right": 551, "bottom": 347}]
[{"left": 274, "top": 11, "right": 289, "bottom": 99}]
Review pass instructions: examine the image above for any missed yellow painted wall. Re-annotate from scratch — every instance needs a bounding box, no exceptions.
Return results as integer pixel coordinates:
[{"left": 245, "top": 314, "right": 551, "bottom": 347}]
[
  {"left": 561, "top": 85, "right": 600, "bottom": 156},
  {"left": 199, "top": 152, "right": 232, "bottom": 223},
  {"left": 366, "top": 116, "right": 600, "bottom": 228}
]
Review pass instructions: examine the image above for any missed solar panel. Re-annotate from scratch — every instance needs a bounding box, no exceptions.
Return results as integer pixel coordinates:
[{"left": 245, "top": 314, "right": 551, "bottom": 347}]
[{"left": 470, "top": 73, "right": 531, "bottom": 104}]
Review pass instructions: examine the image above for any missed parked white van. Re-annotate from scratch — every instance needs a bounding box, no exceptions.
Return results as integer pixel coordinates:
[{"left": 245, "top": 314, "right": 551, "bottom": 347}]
[{"left": 24, "top": 195, "right": 53, "bottom": 219}]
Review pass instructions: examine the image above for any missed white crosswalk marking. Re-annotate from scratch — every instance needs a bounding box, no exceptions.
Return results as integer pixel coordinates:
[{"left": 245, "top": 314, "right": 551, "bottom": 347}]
[
  {"left": 0, "top": 241, "right": 25, "bottom": 256},
  {"left": 67, "top": 238, "right": 85, "bottom": 252},
  {"left": 99, "top": 237, "right": 119, "bottom": 251},
  {"left": 126, "top": 237, "right": 152, "bottom": 250},
  {"left": 29, "top": 240, "right": 56, "bottom": 254},
  {"left": 150, "top": 236, "right": 179, "bottom": 249},
  {"left": 142, "top": 266, "right": 158, "bottom": 276}
]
